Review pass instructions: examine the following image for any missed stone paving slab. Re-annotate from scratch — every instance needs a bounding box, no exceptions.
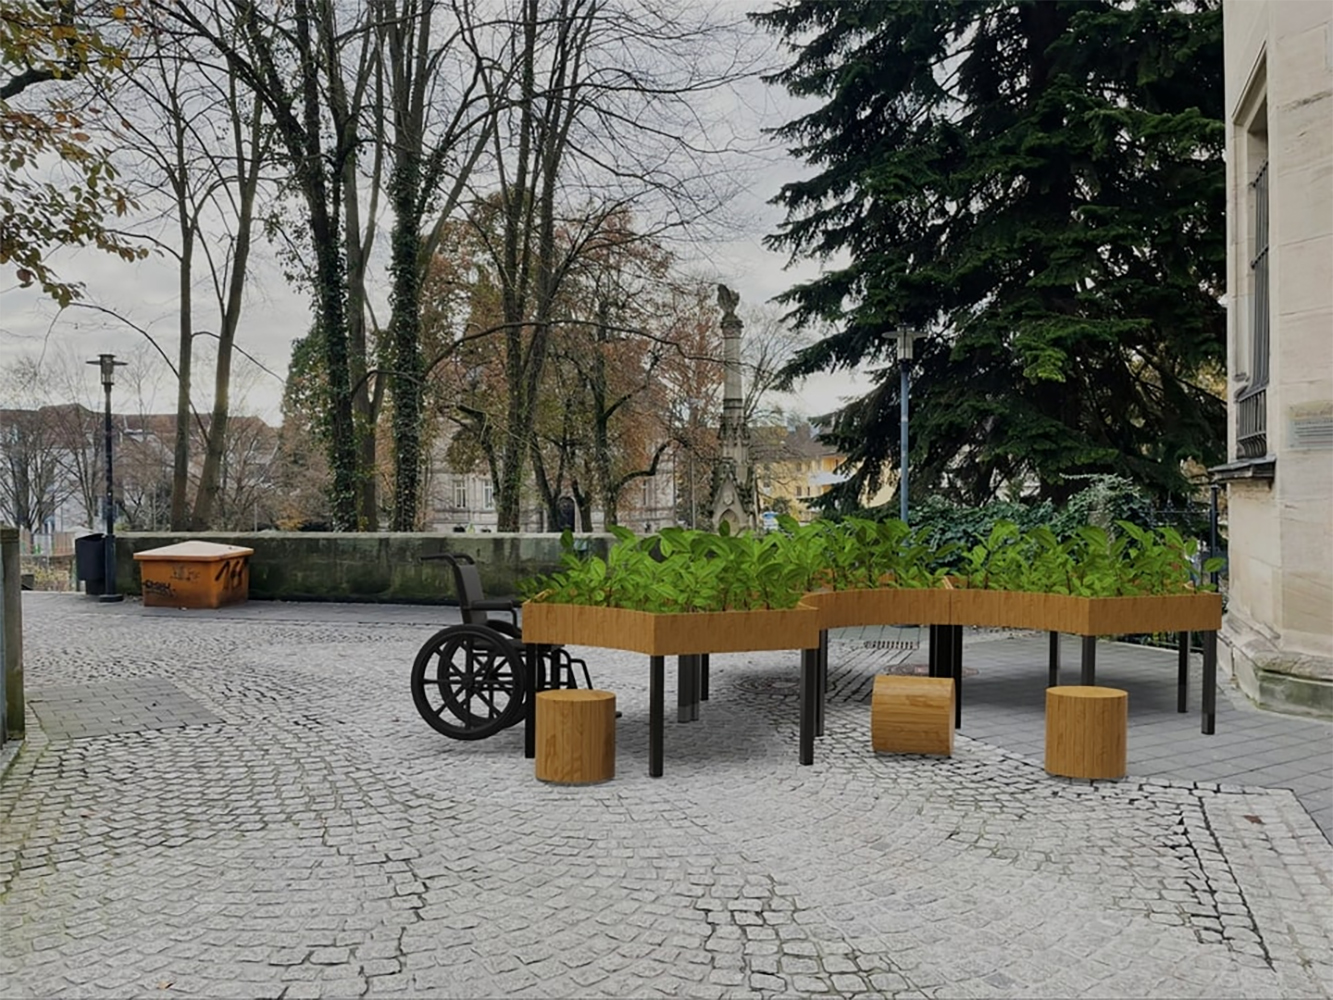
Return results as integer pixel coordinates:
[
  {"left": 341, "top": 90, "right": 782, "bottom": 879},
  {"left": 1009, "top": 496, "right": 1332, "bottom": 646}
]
[
  {"left": 1, "top": 594, "right": 1330, "bottom": 1000},
  {"left": 28, "top": 678, "right": 223, "bottom": 739}
]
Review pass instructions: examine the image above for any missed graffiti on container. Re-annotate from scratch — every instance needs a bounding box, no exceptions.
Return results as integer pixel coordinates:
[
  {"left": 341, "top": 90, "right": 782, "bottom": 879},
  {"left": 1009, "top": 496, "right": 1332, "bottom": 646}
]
[
  {"left": 143, "top": 580, "right": 175, "bottom": 598},
  {"left": 170, "top": 563, "right": 199, "bottom": 581},
  {"left": 214, "top": 558, "right": 246, "bottom": 591}
]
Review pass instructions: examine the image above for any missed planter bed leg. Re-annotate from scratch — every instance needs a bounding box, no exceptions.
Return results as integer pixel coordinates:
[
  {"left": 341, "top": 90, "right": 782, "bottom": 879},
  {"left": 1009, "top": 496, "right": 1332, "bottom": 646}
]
[
  {"left": 928, "top": 625, "right": 940, "bottom": 678},
  {"left": 1048, "top": 631, "right": 1060, "bottom": 688},
  {"left": 951, "top": 625, "right": 963, "bottom": 730},
  {"left": 817, "top": 629, "right": 829, "bottom": 737},
  {"left": 1202, "top": 631, "right": 1217, "bottom": 735},
  {"left": 650, "top": 655, "right": 665, "bottom": 777},
  {"left": 800, "top": 648, "right": 818, "bottom": 765},
  {"left": 1177, "top": 631, "right": 1190, "bottom": 714},
  {"left": 677, "top": 655, "right": 698, "bottom": 723},
  {"left": 700, "top": 654, "right": 709, "bottom": 702},
  {"left": 524, "top": 644, "right": 542, "bottom": 759},
  {"left": 1081, "top": 636, "right": 1097, "bottom": 685}
]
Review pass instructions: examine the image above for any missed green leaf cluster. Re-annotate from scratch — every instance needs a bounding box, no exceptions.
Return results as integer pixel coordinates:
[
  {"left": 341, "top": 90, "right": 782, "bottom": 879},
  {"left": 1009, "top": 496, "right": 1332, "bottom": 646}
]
[
  {"left": 954, "top": 520, "right": 1223, "bottom": 597},
  {"left": 523, "top": 514, "right": 1220, "bottom": 612},
  {"left": 523, "top": 526, "right": 811, "bottom": 613}
]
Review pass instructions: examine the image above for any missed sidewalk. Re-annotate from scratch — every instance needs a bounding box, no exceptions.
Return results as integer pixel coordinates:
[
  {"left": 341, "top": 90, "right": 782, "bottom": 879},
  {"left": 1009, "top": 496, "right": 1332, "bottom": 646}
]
[
  {"left": 828, "top": 625, "right": 1333, "bottom": 840},
  {"left": 1, "top": 594, "right": 1329, "bottom": 999}
]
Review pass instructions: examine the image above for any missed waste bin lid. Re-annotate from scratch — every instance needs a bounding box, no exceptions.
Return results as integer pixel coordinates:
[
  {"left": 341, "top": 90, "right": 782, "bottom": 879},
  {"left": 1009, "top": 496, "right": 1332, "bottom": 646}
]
[{"left": 132, "top": 541, "right": 255, "bottom": 561}]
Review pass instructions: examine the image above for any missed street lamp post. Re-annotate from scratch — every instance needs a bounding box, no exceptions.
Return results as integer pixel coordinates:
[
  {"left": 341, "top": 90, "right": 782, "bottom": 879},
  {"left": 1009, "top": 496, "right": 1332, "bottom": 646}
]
[
  {"left": 88, "top": 354, "right": 127, "bottom": 603},
  {"left": 894, "top": 327, "right": 927, "bottom": 525}
]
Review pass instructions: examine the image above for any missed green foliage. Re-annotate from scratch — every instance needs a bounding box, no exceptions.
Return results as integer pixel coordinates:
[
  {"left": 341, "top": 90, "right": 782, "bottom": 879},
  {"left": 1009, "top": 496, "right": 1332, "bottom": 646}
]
[
  {"left": 1, "top": 1, "right": 147, "bottom": 304},
  {"left": 523, "top": 510, "right": 1215, "bottom": 612},
  {"left": 523, "top": 526, "right": 811, "bottom": 613},
  {"left": 755, "top": 0, "right": 1227, "bottom": 506},
  {"left": 952, "top": 519, "right": 1217, "bottom": 596},
  {"left": 880, "top": 474, "right": 1157, "bottom": 554}
]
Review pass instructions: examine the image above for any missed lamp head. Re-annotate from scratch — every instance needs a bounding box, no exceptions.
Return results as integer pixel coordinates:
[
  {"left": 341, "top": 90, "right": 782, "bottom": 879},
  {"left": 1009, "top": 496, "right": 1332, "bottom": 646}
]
[
  {"left": 894, "top": 327, "right": 926, "bottom": 362},
  {"left": 87, "top": 353, "right": 128, "bottom": 390}
]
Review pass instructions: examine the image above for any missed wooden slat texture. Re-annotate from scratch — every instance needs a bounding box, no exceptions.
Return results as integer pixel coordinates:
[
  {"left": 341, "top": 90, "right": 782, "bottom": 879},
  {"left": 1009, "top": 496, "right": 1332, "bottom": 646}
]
[
  {"left": 535, "top": 689, "right": 616, "bottom": 784},
  {"left": 870, "top": 675, "right": 954, "bottom": 756},
  {"left": 1045, "top": 686, "right": 1128, "bottom": 779}
]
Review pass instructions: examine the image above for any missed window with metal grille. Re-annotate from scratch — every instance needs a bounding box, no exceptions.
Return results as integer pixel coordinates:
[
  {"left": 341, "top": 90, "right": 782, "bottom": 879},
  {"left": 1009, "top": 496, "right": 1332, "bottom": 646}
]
[{"left": 1237, "top": 159, "right": 1269, "bottom": 458}]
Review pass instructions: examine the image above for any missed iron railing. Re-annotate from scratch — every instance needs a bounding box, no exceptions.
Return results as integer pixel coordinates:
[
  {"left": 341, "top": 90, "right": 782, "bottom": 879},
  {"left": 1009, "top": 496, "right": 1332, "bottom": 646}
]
[{"left": 1238, "top": 160, "right": 1270, "bottom": 459}]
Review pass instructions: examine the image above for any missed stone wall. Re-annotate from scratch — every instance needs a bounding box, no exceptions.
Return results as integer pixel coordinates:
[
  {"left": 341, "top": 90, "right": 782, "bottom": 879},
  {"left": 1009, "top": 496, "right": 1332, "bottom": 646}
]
[
  {"left": 1220, "top": 1, "right": 1333, "bottom": 719},
  {"left": 114, "top": 532, "right": 611, "bottom": 604}
]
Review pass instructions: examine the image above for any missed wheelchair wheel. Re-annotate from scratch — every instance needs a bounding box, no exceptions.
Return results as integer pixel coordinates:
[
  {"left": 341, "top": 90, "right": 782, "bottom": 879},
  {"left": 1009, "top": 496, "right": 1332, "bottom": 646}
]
[{"left": 411, "top": 624, "right": 526, "bottom": 740}]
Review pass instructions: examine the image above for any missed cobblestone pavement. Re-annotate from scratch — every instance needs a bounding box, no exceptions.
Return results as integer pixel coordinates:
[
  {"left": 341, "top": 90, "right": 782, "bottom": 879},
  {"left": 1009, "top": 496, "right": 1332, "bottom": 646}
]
[{"left": 2, "top": 595, "right": 1331, "bottom": 999}]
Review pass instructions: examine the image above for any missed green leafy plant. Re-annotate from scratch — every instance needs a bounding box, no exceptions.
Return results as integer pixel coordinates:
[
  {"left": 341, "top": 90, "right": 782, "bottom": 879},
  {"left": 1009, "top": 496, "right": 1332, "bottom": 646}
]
[{"left": 522, "top": 513, "right": 1222, "bottom": 613}]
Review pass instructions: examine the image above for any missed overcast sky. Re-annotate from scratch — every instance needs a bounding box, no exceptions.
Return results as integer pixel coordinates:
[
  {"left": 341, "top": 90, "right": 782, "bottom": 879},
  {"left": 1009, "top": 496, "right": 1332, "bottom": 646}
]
[{"left": 0, "top": 3, "right": 870, "bottom": 425}]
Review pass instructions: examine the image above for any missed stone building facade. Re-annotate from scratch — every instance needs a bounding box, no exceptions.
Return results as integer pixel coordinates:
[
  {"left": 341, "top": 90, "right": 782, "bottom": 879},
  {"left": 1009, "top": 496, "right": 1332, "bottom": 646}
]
[{"left": 1217, "top": 0, "right": 1332, "bottom": 716}]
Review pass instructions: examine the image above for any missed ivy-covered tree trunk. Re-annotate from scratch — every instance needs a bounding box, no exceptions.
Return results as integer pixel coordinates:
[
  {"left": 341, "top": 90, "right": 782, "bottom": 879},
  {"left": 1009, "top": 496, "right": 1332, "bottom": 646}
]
[
  {"left": 290, "top": 3, "right": 358, "bottom": 530},
  {"left": 756, "top": 0, "right": 1226, "bottom": 508},
  {"left": 388, "top": 150, "right": 424, "bottom": 531}
]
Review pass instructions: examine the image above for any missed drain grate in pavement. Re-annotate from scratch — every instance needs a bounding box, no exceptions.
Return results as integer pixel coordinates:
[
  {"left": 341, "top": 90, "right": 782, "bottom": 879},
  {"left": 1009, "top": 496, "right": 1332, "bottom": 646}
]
[
  {"left": 862, "top": 640, "right": 920, "bottom": 650},
  {"left": 30, "top": 678, "right": 222, "bottom": 740}
]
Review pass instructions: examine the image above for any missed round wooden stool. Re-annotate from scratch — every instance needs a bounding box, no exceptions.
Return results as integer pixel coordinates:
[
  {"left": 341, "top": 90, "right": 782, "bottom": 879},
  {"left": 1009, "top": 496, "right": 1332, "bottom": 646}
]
[
  {"left": 535, "top": 689, "right": 616, "bottom": 784},
  {"left": 1045, "top": 685, "right": 1127, "bottom": 779}
]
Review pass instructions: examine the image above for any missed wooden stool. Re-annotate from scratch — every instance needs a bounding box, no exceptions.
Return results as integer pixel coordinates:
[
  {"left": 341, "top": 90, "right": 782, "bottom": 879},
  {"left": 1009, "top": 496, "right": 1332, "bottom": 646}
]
[
  {"left": 1045, "top": 686, "right": 1127, "bottom": 779},
  {"left": 535, "top": 689, "right": 616, "bottom": 784},
  {"left": 871, "top": 675, "right": 954, "bottom": 756}
]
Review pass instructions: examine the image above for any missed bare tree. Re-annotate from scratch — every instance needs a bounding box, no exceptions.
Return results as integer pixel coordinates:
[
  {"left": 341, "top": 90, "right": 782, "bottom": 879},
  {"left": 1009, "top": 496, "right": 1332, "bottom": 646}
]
[
  {"left": 107, "top": 17, "right": 273, "bottom": 529},
  {"left": 464, "top": 0, "right": 755, "bottom": 530},
  {"left": 152, "top": 0, "right": 374, "bottom": 529}
]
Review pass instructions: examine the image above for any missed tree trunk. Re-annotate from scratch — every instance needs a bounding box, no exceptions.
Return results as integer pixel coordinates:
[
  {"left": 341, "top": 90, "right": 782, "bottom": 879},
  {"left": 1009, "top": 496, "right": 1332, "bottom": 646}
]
[
  {"left": 192, "top": 85, "right": 263, "bottom": 529},
  {"left": 169, "top": 224, "right": 194, "bottom": 530}
]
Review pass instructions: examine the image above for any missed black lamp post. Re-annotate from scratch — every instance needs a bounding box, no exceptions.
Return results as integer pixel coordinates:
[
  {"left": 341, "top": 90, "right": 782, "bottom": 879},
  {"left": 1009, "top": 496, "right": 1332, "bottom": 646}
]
[
  {"left": 893, "top": 327, "right": 927, "bottom": 525},
  {"left": 88, "top": 353, "right": 127, "bottom": 603}
]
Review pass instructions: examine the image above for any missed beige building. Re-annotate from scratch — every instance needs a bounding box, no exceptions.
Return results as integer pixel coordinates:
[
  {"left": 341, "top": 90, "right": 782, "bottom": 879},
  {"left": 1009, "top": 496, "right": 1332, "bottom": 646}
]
[{"left": 1216, "top": 0, "right": 1332, "bottom": 715}]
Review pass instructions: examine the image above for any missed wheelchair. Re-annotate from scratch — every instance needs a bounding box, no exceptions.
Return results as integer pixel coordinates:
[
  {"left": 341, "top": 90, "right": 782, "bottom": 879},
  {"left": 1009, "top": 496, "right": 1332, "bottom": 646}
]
[{"left": 410, "top": 554, "right": 591, "bottom": 741}]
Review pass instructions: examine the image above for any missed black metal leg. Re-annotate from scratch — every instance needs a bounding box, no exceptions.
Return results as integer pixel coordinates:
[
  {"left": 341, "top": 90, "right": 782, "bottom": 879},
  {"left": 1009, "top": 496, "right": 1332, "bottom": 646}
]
[
  {"left": 700, "top": 654, "right": 709, "bottom": 702},
  {"left": 650, "top": 655, "right": 664, "bottom": 776},
  {"left": 1202, "top": 630, "right": 1217, "bottom": 735},
  {"left": 1048, "top": 631, "right": 1060, "bottom": 688},
  {"left": 524, "top": 643, "right": 541, "bottom": 759},
  {"left": 800, "top": 648, "right": 818, "bottom": 766},
  {"left": 1177, "top": 631, "right": 1190, "bottom": 714},
  {"left": 951, "top": 625, "right": 963, "bottom": 730},
  {"left": 1081, "top": 635, "right": 1097, "bottom": 685},
  {"left": 677, "top": 654, "right": 697, "bottom": 723},
  {"left": 816, "top": 629, "right": 828, "bottom": 737},
  {"left": 928, "top": 624, "right": 940, "bottom": 678}
]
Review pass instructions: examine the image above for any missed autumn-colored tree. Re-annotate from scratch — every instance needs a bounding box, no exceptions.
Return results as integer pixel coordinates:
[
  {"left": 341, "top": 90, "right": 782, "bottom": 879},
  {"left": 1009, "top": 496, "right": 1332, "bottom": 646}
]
[{"left": 1, "top": 0, "right": 148, "bottom": 303}]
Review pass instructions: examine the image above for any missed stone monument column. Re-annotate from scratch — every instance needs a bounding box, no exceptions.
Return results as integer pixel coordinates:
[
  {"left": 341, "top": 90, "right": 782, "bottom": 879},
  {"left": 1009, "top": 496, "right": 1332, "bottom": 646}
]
[{"left": 708, "top": 285, "right": 756, "bottom": 532}]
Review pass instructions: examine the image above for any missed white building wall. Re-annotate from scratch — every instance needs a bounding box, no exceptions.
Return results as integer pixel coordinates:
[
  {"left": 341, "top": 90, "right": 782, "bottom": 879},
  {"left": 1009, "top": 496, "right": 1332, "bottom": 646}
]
[{"left": 1221, "top": 1, "right": 1333, "bottom": 700}]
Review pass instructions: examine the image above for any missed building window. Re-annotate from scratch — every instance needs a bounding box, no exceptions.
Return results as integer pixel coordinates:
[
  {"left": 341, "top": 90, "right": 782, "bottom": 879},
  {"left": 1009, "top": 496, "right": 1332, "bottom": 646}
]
[
  {"left": 1232, "top": 67, "right": 1268, "bottom": 462},
  {"left": 482, "top": 482, "right": 495, "bottom": 509},
  {"left": 1238, "top": 154, "right": 1270, "bottom": 458},
  {"left": 452, "top": 478, "right": 467, "bottom": 508}
]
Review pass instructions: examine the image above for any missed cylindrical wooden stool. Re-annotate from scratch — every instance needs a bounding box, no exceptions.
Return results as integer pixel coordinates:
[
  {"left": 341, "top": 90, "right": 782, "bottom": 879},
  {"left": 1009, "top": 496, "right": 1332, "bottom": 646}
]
[
  {"left": 871, "top": 675, "right": 954, "bottom": 756},
  {"left": 536, "top": 689, "right": 616, "bottom": 784},
  {"left": 1045, "top": 685, "right": 1127, "bottom": 779}
]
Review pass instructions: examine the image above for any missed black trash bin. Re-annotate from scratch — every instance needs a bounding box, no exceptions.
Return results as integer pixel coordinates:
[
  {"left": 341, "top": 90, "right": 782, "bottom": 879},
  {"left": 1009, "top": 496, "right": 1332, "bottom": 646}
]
[{"left": 75, "top": 533, "right": 106, "bottom": 596}]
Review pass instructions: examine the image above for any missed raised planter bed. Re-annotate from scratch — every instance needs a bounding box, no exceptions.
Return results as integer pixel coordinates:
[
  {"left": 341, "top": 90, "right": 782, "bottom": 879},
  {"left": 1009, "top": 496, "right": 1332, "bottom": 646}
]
[{"left": 522, "top": 600, "right": 822, "bottom": 655}]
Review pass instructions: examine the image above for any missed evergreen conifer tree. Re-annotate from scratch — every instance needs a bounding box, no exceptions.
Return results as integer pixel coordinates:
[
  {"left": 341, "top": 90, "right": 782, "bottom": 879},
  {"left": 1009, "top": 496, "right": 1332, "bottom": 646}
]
[{"left": 754, "top": 0, "right": 1226, "bottom": 506}]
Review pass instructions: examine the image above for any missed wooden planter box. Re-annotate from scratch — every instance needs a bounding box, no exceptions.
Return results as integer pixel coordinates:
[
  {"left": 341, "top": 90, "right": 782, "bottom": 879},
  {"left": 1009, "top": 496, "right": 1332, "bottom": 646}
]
[
  {"left": 521, "top": 601, "right": 822, "bottom": 655},
  {"left": 1037, "top": 592, "right": 1222, "bottom": 636},
  {"left": 943, "top": 587, "right": 1221, "bottom": 634},
  {"left": 801, "top": 587, "right": 953, "bottom": 629},
  {"left": 133, "top": 541, "right": 254, "bottom": 609}
]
